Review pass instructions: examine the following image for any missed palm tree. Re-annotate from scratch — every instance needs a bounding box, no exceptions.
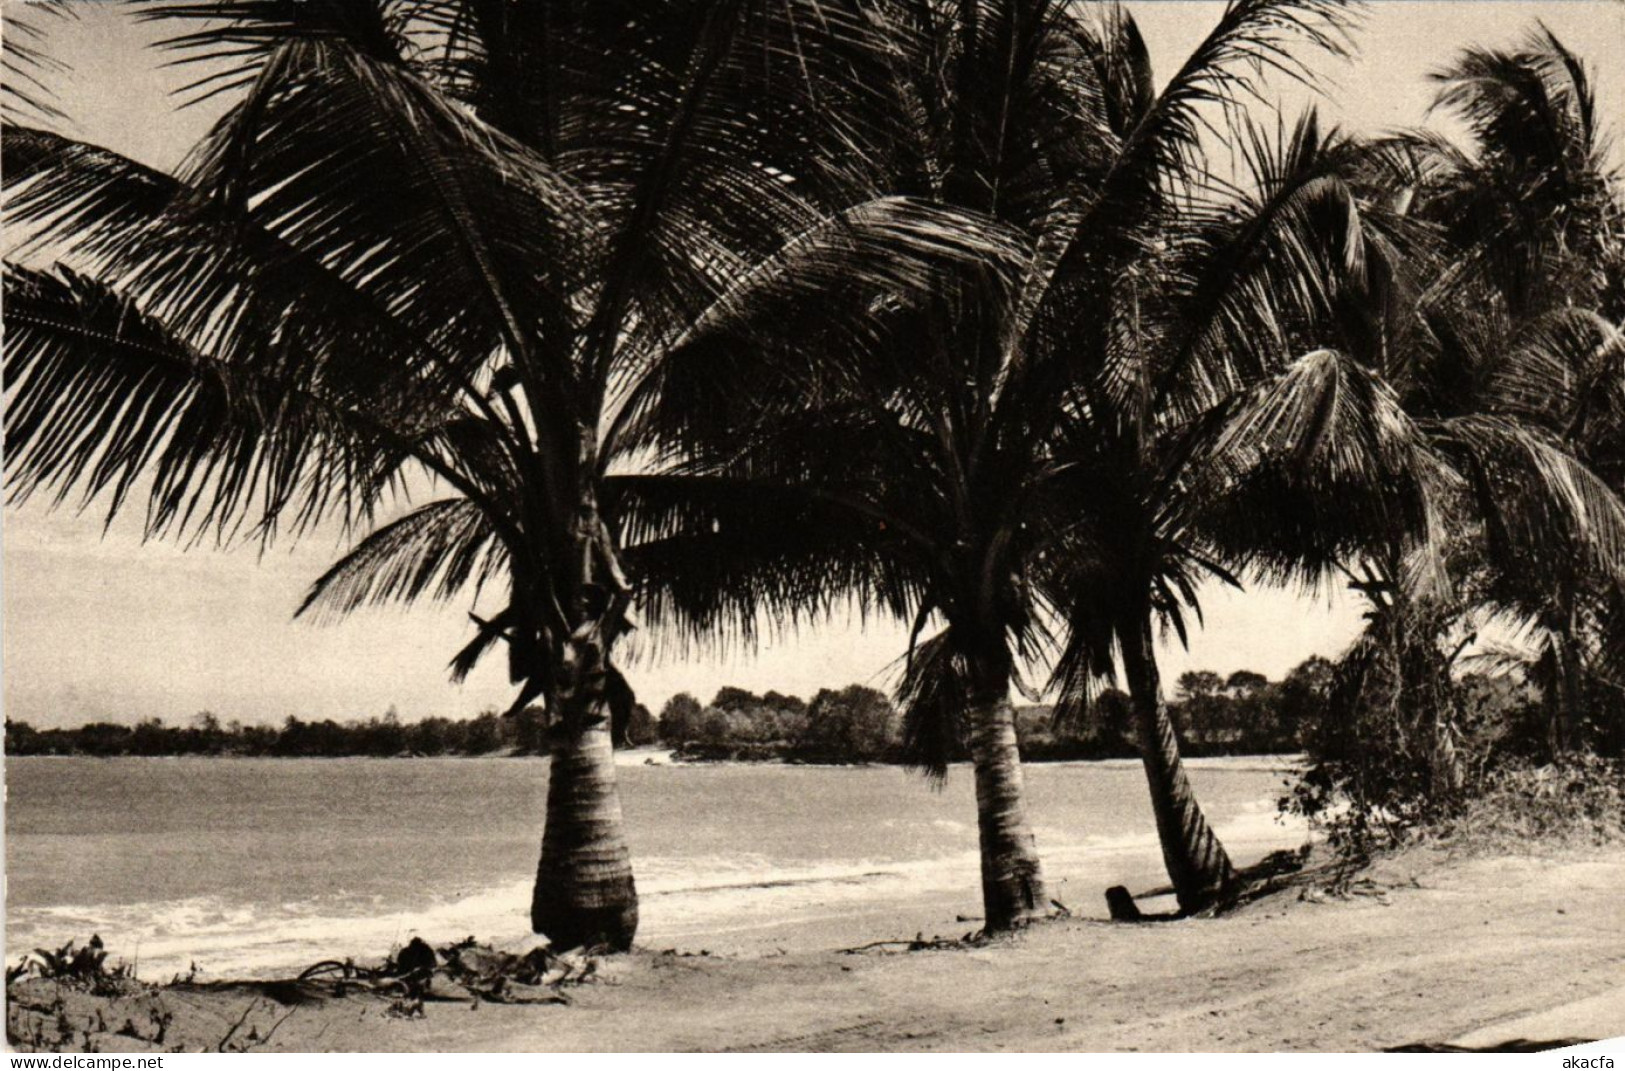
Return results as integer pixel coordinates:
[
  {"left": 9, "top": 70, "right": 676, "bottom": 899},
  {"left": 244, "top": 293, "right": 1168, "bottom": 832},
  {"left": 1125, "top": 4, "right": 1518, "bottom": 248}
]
[
  {"left": 1424, "top": 29, "right": 1625, "bottom": 756},
  {"left": 1421, "top": 26, "right": 1623, "bottom": 323},
  {"left": 1035, "top": 110, "right": 1457, "bottom": 909},
  {"left": 2, "top": 0, "right": 901, "bottom": 950},
  {"left": 633, "top": 0, "right": 1415, "bottom": 918},
  {"left": 1338, "top": 26, "right": 1625, "bottom": 761}
]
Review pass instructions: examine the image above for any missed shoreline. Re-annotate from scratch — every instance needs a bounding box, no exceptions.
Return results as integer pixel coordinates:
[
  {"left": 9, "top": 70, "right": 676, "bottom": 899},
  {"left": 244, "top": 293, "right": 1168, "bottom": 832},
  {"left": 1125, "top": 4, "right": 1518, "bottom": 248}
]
[
  {"left": 2, "top": 817, "right": 1299, "bottom": 982},
  {"left": 3, "top": 750, "right": 1305, "bottom": 770},
  {"left": 7, "top": 803, "right": 1304, "bottom": 983},
  {"left": 6, "top": 757, "right": 1307, "bottom": 981},
  {"left": 10, "top": 844, "right": 1623, "bottom": 1052}
]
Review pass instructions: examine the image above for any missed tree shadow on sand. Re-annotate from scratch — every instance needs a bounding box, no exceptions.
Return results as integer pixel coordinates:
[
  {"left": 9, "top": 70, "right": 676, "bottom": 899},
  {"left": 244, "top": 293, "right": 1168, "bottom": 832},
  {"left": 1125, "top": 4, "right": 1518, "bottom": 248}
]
[{"left": 1387, "top": 1039, "right": 1593, "bottom": 1052}]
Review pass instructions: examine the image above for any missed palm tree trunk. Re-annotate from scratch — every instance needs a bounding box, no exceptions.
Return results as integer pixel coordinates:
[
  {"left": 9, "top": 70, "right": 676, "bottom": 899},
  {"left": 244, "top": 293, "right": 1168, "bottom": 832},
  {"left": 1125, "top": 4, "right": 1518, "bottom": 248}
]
[
  {"left": 966, "top": 655, "right": 1048, "bottom": 931},
  {"left": 1547, "top": 603, "right": 1584, "bottom": 756},
  {"left": 1428, "top": 711, "right": 1464, "bottom": 799},
  {"left": 530, "top": 628, "right": 638, "bottom": 951},
  {"left": 1121, "top": 617, "right": 1235, "bottom": 913},
  {"left": 1414, "top": 631, "right": 1464, "bottom": 799}
]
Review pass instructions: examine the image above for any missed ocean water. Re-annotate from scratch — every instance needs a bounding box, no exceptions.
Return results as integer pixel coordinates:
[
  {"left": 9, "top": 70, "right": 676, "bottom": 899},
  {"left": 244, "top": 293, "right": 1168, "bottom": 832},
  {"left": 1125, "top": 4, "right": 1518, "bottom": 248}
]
[{"left": 4, "top": 755, "right": 1305, "bottom": 979}]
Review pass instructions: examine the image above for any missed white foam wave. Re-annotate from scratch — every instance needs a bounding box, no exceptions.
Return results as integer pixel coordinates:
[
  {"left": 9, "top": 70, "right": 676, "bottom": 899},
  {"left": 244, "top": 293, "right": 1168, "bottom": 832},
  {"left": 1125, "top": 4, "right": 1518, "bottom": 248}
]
[{"left": 7, "top": 799, "right": 1307, "bottom": 979}]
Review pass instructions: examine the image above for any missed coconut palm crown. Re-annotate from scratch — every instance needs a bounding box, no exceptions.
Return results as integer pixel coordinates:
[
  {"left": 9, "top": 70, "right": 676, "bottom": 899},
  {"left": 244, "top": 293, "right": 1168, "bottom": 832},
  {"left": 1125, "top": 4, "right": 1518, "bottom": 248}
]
[
  {"left": 1330, "top": 27, "right": 1625, "bottom": 759},
  {"left": 2, "top": 0, "right": 914, "bottom": 951},
  {"left": 625, "top": 0, "right": 1461, "bottom": 916}
]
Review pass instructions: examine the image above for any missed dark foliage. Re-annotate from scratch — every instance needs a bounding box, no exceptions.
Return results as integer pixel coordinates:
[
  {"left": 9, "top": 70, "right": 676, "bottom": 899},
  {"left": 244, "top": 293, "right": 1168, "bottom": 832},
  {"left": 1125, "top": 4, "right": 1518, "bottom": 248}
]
[
  {"left": 657, "top": 683, "right": 897, "bottom": 763},
  {"left": 1284, "top": 639, "right": 1622, "bottom": 858},
  {"left": 2, "top": 702, "right": 652, "bottom": 759},
  {"left": 5, "top": 659, "right": 1320, "bottom": 763},
  {"left": 652, "top": 664, "right": 1316, "bottom": 764}
]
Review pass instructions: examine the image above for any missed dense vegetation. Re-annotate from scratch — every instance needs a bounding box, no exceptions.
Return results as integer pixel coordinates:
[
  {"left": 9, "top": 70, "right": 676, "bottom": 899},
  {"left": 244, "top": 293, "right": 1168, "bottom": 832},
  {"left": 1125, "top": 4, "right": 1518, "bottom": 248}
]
[
  {"left": 2, "top": 658, "right": 1330, "bottom": 761},
  {"left": 656, "top": 662, "right": 1340, "bottom": 761},
  {"left": 3, "top": 705, "right": 652, "bottom": 758},
  {"left": 4, "top": 0, "right": 1623, "bottom": 938}
]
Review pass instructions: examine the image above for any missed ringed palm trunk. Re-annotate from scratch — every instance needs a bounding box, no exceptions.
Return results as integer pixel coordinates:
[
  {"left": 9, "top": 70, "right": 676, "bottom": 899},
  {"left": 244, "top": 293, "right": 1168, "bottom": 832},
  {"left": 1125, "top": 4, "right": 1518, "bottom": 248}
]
[
  {"left": 1120, "top": 616, "right": 1235, "bottom": 914},
  {"left": 965, "top": 650, "right": 1049, "bottom": 931},
  {"left": 530, "top": 622, "right": 639, "bottom": 951}
]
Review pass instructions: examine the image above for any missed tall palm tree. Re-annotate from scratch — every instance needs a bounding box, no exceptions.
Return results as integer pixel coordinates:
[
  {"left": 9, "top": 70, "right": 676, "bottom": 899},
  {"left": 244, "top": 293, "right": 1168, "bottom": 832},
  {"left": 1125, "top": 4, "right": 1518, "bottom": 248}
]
[
  {"left": 1425, "top": 29, "right": 1625, "bottom": 756},
  {"left": 2, "top": 0, "right": 901, "bottom": 950},
  {"left": 634, "top": 0, "right": 1411, "bottom": 918},
  {"left": 1338, "top": 27, "right": 1625, "bottom": 760}
]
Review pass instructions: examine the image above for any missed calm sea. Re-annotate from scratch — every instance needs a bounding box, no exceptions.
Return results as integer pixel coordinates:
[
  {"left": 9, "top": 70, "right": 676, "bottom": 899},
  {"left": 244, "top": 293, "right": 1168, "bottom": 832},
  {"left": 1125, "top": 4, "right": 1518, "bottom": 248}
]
[{"left": 4, "top": 755, "right": 1303, "bottom": 978}]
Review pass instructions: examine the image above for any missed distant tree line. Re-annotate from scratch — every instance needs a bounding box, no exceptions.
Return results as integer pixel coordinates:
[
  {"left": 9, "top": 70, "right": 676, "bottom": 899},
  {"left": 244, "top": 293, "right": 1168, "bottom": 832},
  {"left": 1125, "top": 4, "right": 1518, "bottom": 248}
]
[
  {"left": 657, "top": 660, "right": 1341, "bottom": 763},
  {"left": 656, "top": 685, "right": 899, "bottom": 763},
  {"left": 3, "top": 704, "right": 658, "bottom": 759},
  {"left": 7, "top": 662, "right": 1337, "bottom": 762},
  {"left": 2, "top": 656, "right": 1574, "bottom": 782}
]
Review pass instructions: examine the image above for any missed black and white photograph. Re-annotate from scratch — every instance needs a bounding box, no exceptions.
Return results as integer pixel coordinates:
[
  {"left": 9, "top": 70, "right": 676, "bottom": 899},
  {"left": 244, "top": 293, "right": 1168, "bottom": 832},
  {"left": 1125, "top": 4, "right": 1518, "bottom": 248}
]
[{"left": 2, "top": 0, "right": 1623, "bottom": 1054}]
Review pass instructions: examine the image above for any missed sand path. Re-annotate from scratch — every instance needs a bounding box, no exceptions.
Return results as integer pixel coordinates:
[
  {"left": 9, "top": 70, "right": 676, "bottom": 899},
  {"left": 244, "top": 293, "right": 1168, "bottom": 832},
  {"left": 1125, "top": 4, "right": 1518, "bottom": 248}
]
[{"left": 13, "top": 847, "right": 1623, "bottom": 1052}]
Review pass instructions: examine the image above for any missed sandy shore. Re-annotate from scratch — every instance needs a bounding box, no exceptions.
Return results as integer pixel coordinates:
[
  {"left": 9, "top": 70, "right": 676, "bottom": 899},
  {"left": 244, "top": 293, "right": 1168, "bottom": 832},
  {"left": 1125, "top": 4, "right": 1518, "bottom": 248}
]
[
  {"left": 618, "top": 749, "right": 1305, "bottom": 774},
  {"left": 11, "top": 844, "right": 1623, "bottom": 1052}
]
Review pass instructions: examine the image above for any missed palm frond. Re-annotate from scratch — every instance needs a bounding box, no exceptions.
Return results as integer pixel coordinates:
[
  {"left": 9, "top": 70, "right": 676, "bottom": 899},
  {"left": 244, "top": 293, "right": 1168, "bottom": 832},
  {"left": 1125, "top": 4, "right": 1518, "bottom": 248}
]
[
  {"left": 4, "top": 125, "right": 528, "bottom": 529},
  {"left": 1488, "top": 308, "right": 1625, "bottom": 443},
  {"left": 615, "top": 195, "right": 1030, "bottom": 457},
  {"left": 1029, "top": 0, "right": 1359, "bottom": 326},
  {"left": 130, "top": 0, "right": 415, "bottom": 105},
  {"left": 3, "top": 265, "right": 397, "bottom": 544},
  {"left": 2, "top": 0, "right": 73, "bottom": 121},
  {"left": 1150, "top": 110, "right": 1374, "bottom": 413},
  {"left": 3, "top": 127, "right": 456, "bottom": 416},
  {"left": 177, "top": 35, "right": 595, "bottom": 407},
  {"left": 1430, "top": 25, "right": 1604, "bottom": 179},
  {"left": 1079, "top": 4, "right": 1155, "bottom": 142},
  {"left": 1459, "top": 638, "right": 1541, "bottom": 681},
  {"left": 895, "top": 628, "right": 971, "bottom": 780},
  {"left": 1425, "top": 26, "right": 1622, "bottom": 316},
  {"left": 295, "top": 498, "right": 503, "bottom": 622},
  {"left": 1431, "top": 414, "right": 1625, "bottom": 590},
  {"left": 610, "top": 472, "right": 925, "bottom": 658},
  {"left": 448, "top": 607, "right": 517, "bottom": 684},
  {"left": 1044, "top": 585, "right": 1122, "bottom": 729},
  {"left": 1185, "top": 347, "right": 1448, "bottom": 590}
]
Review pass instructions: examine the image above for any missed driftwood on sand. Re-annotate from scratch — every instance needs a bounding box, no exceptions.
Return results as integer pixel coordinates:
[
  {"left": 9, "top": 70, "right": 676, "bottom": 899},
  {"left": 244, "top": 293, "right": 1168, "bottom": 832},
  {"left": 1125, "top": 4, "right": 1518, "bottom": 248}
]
[{"left": 6, "top": 935, "right": 602, "bottom": 1053}]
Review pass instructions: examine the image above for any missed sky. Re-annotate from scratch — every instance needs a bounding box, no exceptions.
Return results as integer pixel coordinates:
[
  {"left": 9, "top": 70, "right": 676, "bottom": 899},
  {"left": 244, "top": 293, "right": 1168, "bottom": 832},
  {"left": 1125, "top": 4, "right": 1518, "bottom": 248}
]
[{"left": 3, "top": 1, "right": 1623, "bottom": 727}]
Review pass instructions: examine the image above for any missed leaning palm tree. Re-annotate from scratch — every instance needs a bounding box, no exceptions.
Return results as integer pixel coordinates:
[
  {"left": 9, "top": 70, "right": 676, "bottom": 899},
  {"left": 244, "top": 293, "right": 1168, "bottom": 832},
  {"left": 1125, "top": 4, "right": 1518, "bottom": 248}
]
[
  {"left": 1033, "top": 104, "right": 1454, "bottom": 910},
  {"left": 2, "top": 0, "right": 902, "bottom": 950},
  {"left": 634, "top": 0, "right": 1409, "bottom": 917}
]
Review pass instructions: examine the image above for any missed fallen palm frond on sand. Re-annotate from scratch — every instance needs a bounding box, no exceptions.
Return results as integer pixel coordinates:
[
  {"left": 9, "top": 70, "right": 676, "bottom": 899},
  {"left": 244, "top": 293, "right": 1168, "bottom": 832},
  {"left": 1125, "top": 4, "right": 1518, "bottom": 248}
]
[{"left": 6, "top": 935, "right": 603, "bottom": 1053}]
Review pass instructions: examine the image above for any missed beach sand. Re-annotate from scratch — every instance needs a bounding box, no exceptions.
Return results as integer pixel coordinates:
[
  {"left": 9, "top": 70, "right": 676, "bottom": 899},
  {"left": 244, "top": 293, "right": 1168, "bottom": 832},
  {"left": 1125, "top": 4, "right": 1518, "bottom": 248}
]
[{"left": 10, "top": 844, "right": 1623, "bottom": 1052}]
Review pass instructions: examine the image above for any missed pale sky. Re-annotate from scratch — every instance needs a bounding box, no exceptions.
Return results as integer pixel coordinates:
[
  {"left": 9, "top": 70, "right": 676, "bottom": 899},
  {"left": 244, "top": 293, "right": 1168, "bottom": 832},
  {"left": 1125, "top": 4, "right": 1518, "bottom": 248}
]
[{"left": 4, "top": 1, "right": 1623, "bottom": 727}]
